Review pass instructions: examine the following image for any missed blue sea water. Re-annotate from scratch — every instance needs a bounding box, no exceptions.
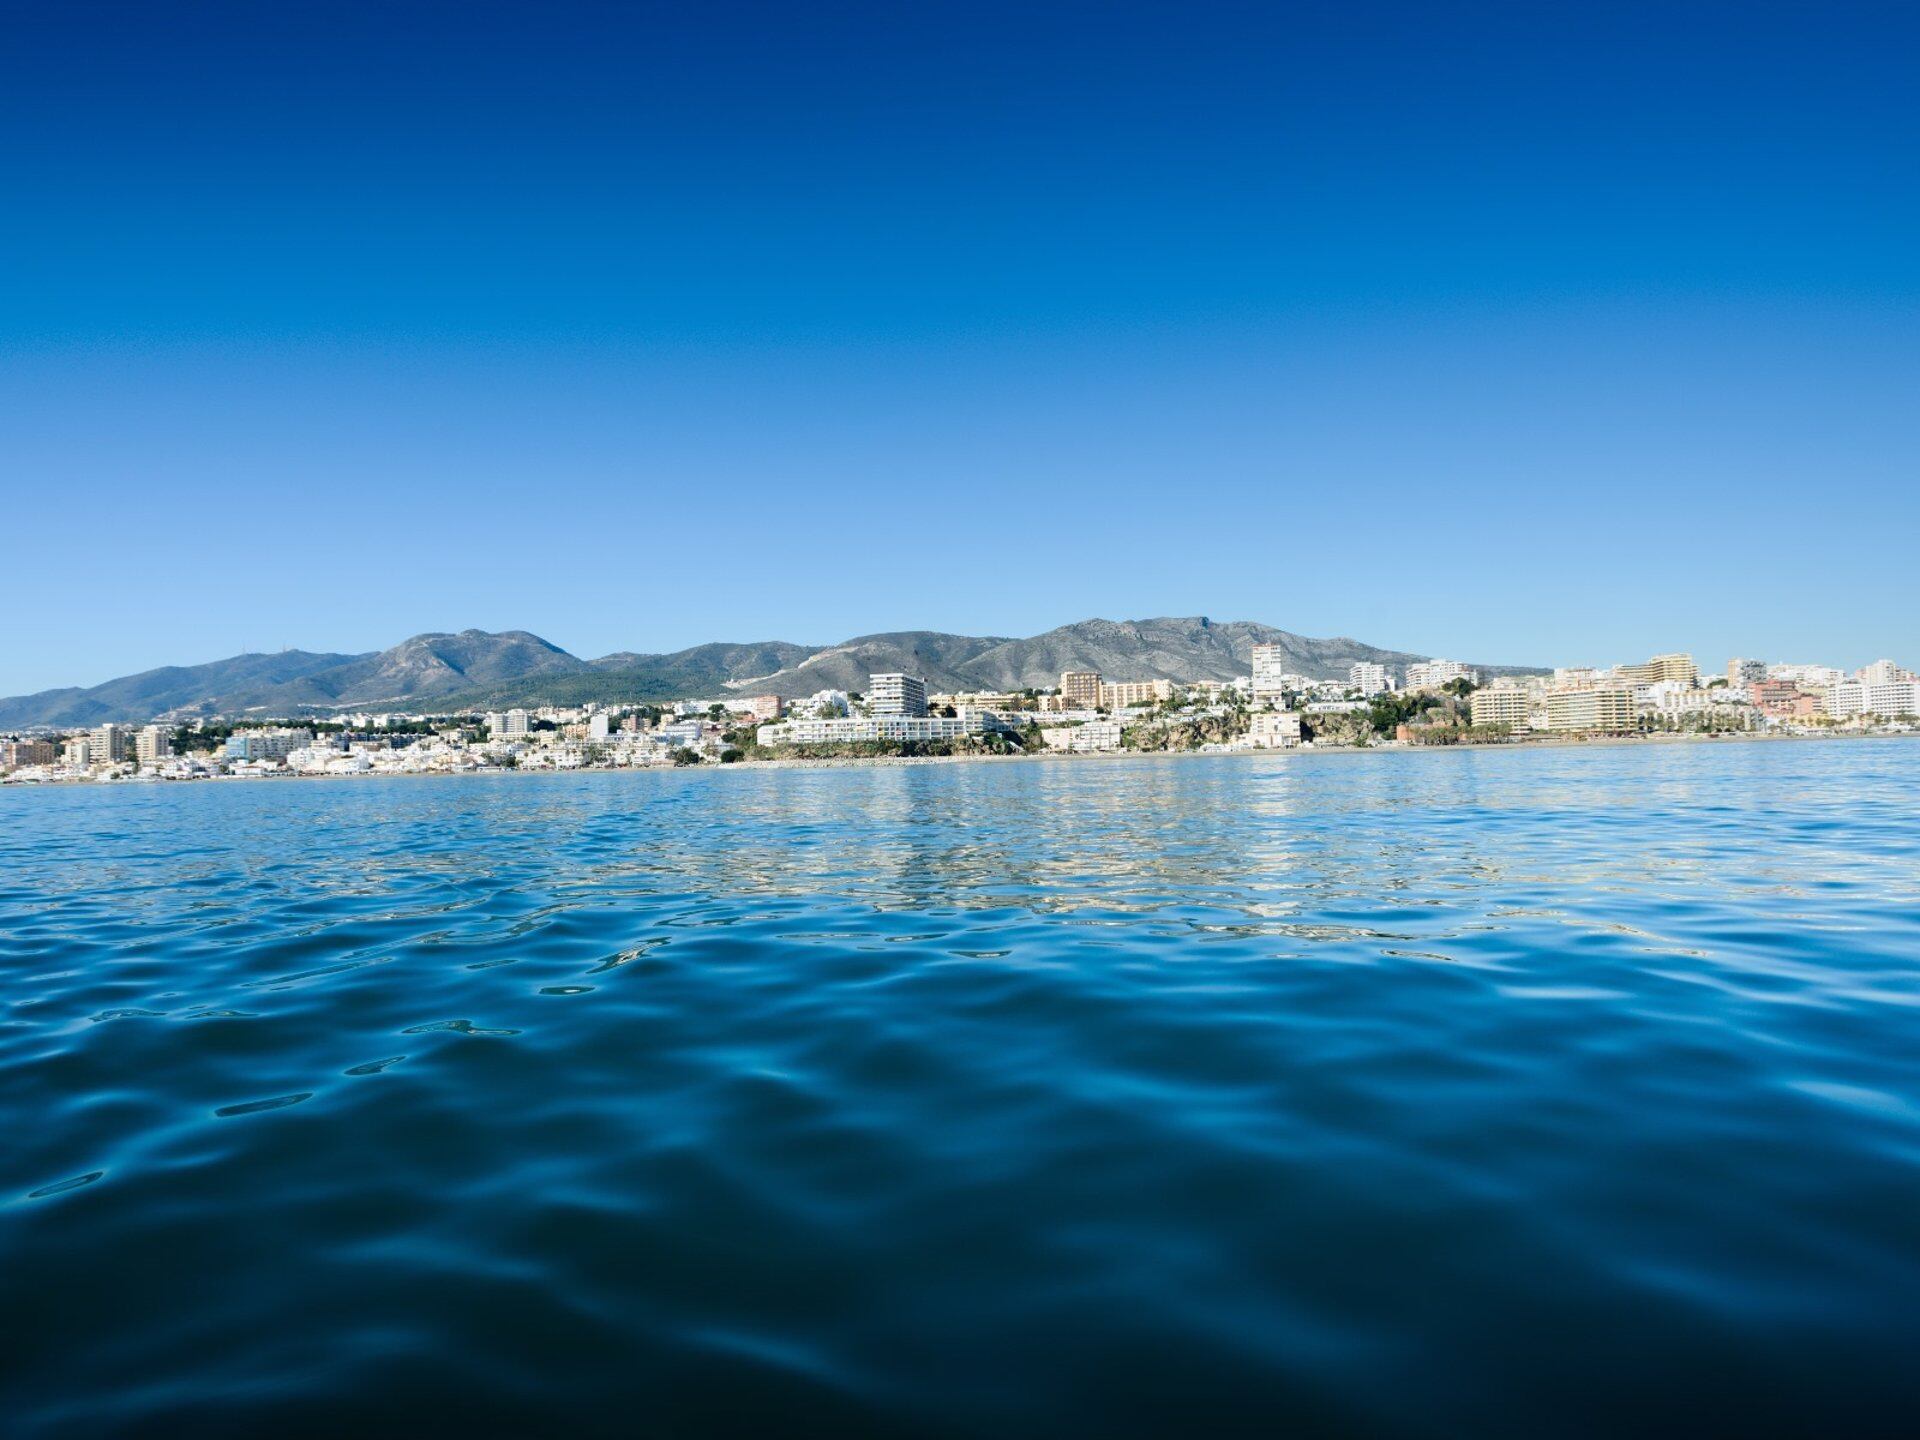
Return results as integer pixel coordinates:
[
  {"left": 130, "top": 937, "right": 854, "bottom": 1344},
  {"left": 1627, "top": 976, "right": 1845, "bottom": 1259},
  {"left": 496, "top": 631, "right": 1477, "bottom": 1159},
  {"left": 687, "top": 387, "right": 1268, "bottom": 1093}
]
[{"left": 3, "top": 742, "right": 1919, "bottom": 1438}]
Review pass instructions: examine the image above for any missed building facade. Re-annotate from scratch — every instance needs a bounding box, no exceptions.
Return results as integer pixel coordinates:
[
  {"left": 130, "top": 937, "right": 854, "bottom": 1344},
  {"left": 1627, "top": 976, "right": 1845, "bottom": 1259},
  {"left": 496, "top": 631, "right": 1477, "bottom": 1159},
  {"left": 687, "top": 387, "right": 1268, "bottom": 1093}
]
[
  {"left": 1250, "top": 645, "right": 1290, "bottom": 704},
  {"left": 1099, "top": 679, "right": 1174, "bottom": 710},
  {"left": 1058, "top": 671, "right": 1103, "bottom": 710},
  {"left": 91, "top": 724, "right": 132, "bottom": 763},
  {"left": 1348, "top": 663, "right": 1392, "bottom": 696},
  {"left": 869, "top": 673, "right": 929, "bottom": 717},
  {"left": 1616, "top": 653, "right": 1699, "bottom": 688},
  {"left": 1544, "top": 688, "right": 1636, "bottom": 734},
  {"left": 757, "top": 712, "right": 1015, "bottom": 746},
  {"left": 1248, "top": 710, "right": 1302, "bottom": 748},
  {"left": 135, "top": 725, "right": 173, "bottom": 764},
  {"left": 1470, "top": 687, "right": 1531, "bottom": 730},
  {"left": 1042, "top": 719, "right": 1123, "bottom": 753},
  {"left": 1406, "top": 659, "right": 1474, "bottom": 690},
  {"left": 1827, "top": 680, "right": 1920, "bottom": 719}
]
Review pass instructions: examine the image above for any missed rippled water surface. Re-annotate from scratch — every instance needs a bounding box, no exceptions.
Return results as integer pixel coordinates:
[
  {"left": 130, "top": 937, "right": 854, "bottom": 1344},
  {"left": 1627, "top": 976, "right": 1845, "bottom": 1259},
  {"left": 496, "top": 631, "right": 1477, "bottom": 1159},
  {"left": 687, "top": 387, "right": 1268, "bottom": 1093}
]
[{"left": 5, "top": 743, "right": 1920, "bottom": 1437}]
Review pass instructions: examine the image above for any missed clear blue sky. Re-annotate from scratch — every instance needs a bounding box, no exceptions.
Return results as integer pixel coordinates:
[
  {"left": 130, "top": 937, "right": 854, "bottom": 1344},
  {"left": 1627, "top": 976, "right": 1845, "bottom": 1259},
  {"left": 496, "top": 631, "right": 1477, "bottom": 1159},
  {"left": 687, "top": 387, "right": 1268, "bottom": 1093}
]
[{"left": 3, "top": 1, "right": 1916, "bottom": 694}]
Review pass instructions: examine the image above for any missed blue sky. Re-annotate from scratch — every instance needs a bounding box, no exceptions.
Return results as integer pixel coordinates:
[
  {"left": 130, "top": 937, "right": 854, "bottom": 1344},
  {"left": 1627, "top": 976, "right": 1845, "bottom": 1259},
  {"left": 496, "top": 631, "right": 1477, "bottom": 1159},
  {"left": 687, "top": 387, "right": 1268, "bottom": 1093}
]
[{"left": 2, "top": 1, "right": 1916, "bottom": 694}]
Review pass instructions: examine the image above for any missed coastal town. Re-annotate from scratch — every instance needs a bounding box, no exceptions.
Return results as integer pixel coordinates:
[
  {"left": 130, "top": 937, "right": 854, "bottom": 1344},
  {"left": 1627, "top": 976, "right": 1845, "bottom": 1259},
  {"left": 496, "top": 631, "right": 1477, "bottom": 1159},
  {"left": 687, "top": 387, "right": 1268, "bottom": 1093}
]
[{"left": 2, "top": 645, "right": 1915, "bottom": 786}]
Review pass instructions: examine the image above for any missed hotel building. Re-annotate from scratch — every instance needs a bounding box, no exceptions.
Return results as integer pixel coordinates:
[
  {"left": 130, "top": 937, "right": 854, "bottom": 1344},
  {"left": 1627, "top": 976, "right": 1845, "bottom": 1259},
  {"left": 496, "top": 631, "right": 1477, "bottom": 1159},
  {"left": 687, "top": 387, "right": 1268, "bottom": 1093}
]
[
  {"left": 1406, "top": 659, "right": 1474, "bottom": 690},
  {"left": 1616, "top": 653, "right": 1699, "bottom": 688},
  {"left": 1826, "top": 680, "right": 1920, "bottom": 719},
  {"left": 870, "top": 673, "right": 929, "bottom": 718},
  {"left": 1348, "top": 662, "right": 1392, "bottom": 696},
  {"left": 1469, "top": 687, "right": 1532, "bottom": 730},
  {"left": 1099, "top": 679, "right": 1174, "bottom": 710},
  {"left": 757, "top": 712, "right": 1017, "bottom": 747},
  {"left": 1250, "top": 645, "right": 1291, "bottom": 704},
  {"left": 1059, "top": 671, "right": 1103, "bottom": 710},
  {"left": 1544, "top": 688, "right": 1636, "bottom": 734}
]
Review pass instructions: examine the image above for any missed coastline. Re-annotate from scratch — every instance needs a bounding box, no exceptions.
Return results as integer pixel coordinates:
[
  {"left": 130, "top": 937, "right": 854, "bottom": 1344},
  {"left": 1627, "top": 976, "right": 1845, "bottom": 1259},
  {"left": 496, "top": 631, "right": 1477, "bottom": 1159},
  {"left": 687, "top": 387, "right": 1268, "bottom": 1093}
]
[{"left": 5, "top": 726, "right": 1914, "bottom": 794}]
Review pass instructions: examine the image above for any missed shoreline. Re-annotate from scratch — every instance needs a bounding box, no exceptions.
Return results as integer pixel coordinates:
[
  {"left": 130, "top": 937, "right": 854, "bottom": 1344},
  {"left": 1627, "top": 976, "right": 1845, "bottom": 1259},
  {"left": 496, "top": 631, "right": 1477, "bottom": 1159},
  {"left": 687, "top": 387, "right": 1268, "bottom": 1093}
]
[{"left": 4, "top": 727, "right": 1915, "bottom": 794}]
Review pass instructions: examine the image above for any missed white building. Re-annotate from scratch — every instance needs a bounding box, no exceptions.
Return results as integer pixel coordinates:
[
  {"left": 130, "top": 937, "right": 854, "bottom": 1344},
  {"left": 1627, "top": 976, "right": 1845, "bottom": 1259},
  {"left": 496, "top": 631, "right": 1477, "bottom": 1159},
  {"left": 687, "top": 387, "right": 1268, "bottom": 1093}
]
[
  {"left": 1248, "top": 710, "right": 1302, "bottom": 748},
  {"left": 758, "top": 712, "right": 1015, "bottom": 746},
  {"left": 654, "top": 720, "right": 705, "bottom": 747},
  {"left": 1768, "top": 663, "right": 1845, "bottom": 688},
  {"left": 496, "top": 709, "right": 531, "bottom": 738},
  {"left": 1859, "top": 659, "right": 1913, "bottom": 687},
  {"left": 1348, "top": 663, "right": 1392, "bottom": 697},
  {"left": 869, "top": 673, "right": 928, "bottom": 718},
  {"left": 1827, "top": 680, "right": 1920, "bottom": 719},
  {"left": 1250, "top": 644, "right": 1292, "bottom": 705},
  {"left": 1041, "top": 719, "right": 1123, "bottom": 753},
  {"left": 1470, "top": 687, "right": 1532, "bottom": 730},
  {"left": 799, "top": 690, "right": 850, "bottom": 719},
  {"left": 1406, "top": 659, "right": 1474, "bottom": 690}
]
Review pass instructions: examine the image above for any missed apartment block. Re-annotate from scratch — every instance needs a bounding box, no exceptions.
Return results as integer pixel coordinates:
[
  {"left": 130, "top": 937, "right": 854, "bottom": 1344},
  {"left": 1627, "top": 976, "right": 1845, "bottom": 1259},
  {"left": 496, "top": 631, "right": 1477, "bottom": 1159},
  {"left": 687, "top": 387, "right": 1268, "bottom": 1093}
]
[
  {"left": 1470, "top": 687, "right": 1531, "bottom": 730},
  {"left": 1616, "top": 653, "right": 1699, "bottom": 688},
  {"left": 90, "top": 724, "right": 132, "bottom": 763},
  {"left": 1248, "top": 710, "right": 1302, "bottom": 749},
  {"left": 757, "top": 713, "right": 1014, "bottom": 746},
  {"left": 1059, "top": 671, "right": 1103, "bottom": 710},
  {"left": 1042, "top": 719, "right": 1123, "bottom": 753},
  {"left": 1827, "top": 681, "right": 1920, "bottom": 719},
  {"left": 1544, "top": 688, "right": 1636, "bottom": 733},
  {"left": 870, "top": 673, "right": 929, "bottom": 718},
  {"left": 0, "top": 739, "right": 56, "bottom": 768},
  {"left": 1250, "top": 645, "right": 1290, "bottom": 703},
  {"left": 1348, "top": 663, "right": 1392, "bottom": 696},
  {"left": 1099, "top": 679, "right": 1174, "bottom": 709},
  {"left": 1406, "top": 659, "right": 1474, "bottom": 690}
]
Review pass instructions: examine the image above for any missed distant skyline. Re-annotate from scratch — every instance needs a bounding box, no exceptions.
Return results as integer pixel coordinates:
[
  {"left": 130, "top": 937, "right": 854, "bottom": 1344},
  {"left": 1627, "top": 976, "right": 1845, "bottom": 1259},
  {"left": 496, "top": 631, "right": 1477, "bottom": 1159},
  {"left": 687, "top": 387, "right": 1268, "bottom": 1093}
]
[{"left": 4, "top": 1, "right": 1917, "bottom": 695}]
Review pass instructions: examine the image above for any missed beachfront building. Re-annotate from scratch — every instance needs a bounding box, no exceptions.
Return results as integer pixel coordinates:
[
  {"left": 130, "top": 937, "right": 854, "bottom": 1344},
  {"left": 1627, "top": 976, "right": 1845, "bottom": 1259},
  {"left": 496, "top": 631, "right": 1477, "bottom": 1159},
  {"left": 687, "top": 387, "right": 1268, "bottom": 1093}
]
[
  {"left": 1470, "top": 686, "right": 1532, "bottom": 730},
  {"left": 1348, "top": 663, "right": 1392, "bottom": 697},
  {"left": 1406, "top": 659, "right": 1474, "bottom": 690},
  {"left": 0, "top": 739, "right": 56, "bottom": 769},
  {"left": 1827, "top": 680, "right": 1920, "bottom": 719},
  {"left": 1727, "top": 657, "right": 1766, "bottom": 688},
  {"left": 870, "top": 673, "right": 928, "bottom": 718},
  {"left": 1544, "top": 688, "right": 1636, "bottom": 734},
  {"left": 756, "top": 712, "right": 1017, "bottom": 747},
  {"left": 1248, "top": 710, "right": 1303, "bottom": 749},
  {"left": 1041, "top": 719, "right": 1123, "bottom": 753},
  {"left": 1059, "top": 671, "right": 1103, "bottom": 710}
]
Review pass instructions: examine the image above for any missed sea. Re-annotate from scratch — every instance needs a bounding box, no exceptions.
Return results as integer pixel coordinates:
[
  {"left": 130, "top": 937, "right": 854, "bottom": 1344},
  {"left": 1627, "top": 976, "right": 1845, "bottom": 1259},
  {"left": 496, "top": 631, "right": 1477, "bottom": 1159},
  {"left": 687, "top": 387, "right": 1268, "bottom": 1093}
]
[{"left": 3, "top": 740, "right": 1918, "bottom": 1437}]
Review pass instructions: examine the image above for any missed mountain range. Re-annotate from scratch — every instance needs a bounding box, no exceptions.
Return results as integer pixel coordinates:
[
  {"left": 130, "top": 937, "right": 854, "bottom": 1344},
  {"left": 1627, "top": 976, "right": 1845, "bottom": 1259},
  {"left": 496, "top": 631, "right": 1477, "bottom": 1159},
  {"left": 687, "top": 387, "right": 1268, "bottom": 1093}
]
[{"left": 0, "top": 618, "right": 1543, "bottom": 728}]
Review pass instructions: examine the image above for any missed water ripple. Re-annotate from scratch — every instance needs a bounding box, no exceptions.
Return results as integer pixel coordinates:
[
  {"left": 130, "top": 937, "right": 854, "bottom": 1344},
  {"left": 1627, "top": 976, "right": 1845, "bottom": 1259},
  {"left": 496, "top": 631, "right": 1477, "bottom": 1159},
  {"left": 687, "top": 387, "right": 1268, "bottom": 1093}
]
[{"left": 3, "top": 742, "right": 1920, "bottom": 1436}]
